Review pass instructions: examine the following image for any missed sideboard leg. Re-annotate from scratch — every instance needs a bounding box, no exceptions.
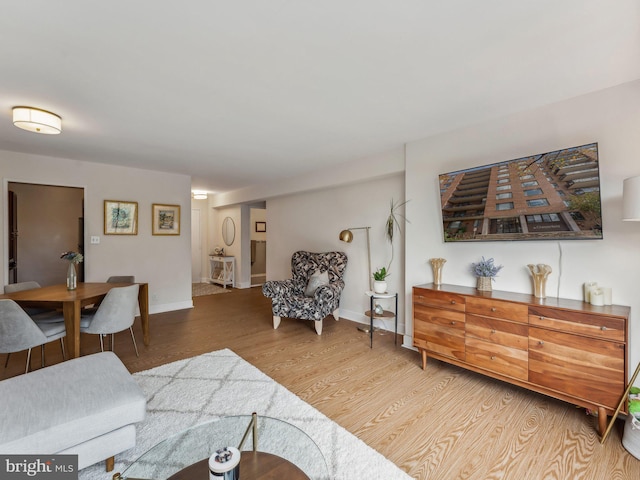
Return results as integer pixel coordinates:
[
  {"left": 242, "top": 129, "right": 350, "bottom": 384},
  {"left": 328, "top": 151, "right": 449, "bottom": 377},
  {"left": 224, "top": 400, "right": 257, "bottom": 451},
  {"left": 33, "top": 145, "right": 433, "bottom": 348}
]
[
  {"left": 597, "top": 407, "right": 607, "bottom": 437},
  {"left": 421, "top": 350, "right": 427, "bottom": 370}
]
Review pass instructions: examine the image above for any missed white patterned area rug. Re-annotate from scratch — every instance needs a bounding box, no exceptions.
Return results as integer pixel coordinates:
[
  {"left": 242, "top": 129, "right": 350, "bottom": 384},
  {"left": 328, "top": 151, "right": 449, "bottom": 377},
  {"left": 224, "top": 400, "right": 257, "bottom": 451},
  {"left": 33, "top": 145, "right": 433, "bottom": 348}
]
[{"left": 79, "top": 349, "right": 411, "bottom": 480}]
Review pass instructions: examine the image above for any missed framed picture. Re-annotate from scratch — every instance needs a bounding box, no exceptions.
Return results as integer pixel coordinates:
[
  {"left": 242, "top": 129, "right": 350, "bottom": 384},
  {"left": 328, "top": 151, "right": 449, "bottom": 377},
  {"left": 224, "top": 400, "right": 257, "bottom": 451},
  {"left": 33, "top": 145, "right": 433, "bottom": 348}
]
[
  {"left": 255, "top": 221, "right": 266, "bottom": 233},
  {"left": 104, "top": 200, "right": 138, "bottom": 235},
  {"left": 152, "top": 203, "right": 181, "bottom": 235}
]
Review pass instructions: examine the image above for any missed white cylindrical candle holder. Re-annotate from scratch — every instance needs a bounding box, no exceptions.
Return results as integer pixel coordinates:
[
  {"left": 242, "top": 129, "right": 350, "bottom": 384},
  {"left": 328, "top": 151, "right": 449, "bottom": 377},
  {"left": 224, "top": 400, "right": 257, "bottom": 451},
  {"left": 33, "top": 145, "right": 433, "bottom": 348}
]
[
  {"left": 583, "top": 282, "right": 597, "bottom": 303},
  {"left": 602, "top": 287, "right": 612, "bottom": 305},
  {"left": 590, "top": 289, "right": 604, "bottom": 306},
  {"left": 209, "top": 447, "right": 240, "bottom": 480}
]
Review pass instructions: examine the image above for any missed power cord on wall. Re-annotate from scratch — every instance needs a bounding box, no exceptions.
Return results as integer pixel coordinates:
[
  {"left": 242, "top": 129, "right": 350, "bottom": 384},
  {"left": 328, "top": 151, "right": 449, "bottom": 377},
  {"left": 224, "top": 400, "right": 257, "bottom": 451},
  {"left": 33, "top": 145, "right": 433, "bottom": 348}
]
[{"left": 557, "top": 242, "right": 563, "bottom": 298}]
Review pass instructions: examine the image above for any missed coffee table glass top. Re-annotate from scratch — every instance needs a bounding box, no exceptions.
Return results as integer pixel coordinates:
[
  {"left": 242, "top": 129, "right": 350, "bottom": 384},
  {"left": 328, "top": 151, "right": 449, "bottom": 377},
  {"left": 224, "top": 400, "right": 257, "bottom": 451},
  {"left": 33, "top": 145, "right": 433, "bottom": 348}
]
[{"left": 119, "top": 415, "right": 328, "bottom": 480}]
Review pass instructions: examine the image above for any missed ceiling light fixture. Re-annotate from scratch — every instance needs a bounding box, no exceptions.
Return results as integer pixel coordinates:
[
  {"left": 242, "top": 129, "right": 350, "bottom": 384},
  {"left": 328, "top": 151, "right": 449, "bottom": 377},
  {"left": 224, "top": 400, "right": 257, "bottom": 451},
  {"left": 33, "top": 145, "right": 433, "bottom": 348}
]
[
  {"left": 192, "top": 191, "right": 208, "bottom": 200},
  {"left": 12, "top": 106, "right": 62, "bottom": 134}
]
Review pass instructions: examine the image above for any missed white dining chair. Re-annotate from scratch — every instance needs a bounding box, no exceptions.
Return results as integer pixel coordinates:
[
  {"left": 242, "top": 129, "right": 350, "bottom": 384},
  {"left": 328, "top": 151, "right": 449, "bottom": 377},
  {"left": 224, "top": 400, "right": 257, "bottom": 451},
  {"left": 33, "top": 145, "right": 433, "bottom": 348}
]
[
  {"left": 0, "top": 299, "right": 66, "bottom": 374},
  {"left": 3, "top": 281, "right": 61, "bottom": 321},
  {"left": 80, "top": 284, "right": 140, "bottom": 357}
]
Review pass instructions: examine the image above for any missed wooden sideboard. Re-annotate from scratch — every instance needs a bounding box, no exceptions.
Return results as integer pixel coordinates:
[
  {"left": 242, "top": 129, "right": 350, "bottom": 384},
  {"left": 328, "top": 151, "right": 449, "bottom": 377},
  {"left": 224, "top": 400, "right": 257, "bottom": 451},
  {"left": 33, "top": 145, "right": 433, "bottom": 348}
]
[{"left": 413, "top": 283, "right": 630, "bottom": 436}]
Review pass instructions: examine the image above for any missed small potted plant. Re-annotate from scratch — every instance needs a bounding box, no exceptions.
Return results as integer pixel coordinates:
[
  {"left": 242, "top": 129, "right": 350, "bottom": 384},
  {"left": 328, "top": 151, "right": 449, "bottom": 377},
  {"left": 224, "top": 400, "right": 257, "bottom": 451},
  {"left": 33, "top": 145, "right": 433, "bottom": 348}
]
[
  {"left": 470, "top": 256, "right": 503, "bottom": 291},
  {"left": 372, "top": 267, "right": 389, "bottom": 294}
]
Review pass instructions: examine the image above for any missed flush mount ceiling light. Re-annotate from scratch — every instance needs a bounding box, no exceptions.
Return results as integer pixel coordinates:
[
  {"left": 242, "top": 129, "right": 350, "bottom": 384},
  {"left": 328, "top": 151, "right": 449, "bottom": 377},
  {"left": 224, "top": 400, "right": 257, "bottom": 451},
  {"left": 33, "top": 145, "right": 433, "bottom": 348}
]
[
  {"left": 12, "top": 106, "right": 62, "bottom": 134},
  {"left": 192, "top": 191, "right": 208, "bottom": 200}
]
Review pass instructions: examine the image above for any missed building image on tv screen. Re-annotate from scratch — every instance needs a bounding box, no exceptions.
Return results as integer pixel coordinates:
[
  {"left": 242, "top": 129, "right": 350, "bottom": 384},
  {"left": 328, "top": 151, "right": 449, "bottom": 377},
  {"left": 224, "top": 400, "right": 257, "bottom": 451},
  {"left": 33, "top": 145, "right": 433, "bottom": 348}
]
[{"left": 439, "top": 142, "right": 603, "bottom": 242}]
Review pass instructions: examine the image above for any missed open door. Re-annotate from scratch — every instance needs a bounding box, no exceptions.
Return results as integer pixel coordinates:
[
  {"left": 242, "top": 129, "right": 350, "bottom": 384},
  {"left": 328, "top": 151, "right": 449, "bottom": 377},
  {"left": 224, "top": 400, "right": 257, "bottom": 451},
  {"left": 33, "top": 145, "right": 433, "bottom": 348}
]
[{"left": 8, "top": 190, "right": 18, "bottom": 283}]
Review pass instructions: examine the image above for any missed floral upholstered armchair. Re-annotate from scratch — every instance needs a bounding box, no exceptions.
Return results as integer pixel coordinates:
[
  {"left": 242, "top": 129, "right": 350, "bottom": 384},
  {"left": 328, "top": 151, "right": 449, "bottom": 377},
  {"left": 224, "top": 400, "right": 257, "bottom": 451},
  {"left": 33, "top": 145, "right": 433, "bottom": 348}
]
[{"left": 262, "top": 251, "right": 348, "bottom": 335}]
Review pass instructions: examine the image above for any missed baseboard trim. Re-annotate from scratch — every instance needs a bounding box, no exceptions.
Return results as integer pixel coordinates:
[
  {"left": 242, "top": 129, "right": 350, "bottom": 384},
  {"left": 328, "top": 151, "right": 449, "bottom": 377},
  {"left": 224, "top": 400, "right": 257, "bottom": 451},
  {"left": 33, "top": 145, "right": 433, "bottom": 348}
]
[
  {"left": 339, "top": 308, "right": 404, "bottom": 334},
  {"left": 149, "top": 300, "right": 193, "bottom": 315}
]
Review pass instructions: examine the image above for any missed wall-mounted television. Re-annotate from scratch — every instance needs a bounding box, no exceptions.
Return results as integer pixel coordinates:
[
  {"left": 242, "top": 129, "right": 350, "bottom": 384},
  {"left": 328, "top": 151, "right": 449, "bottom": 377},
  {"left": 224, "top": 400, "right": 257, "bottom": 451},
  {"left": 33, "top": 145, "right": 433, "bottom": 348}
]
[{"left": 439, "top": 142, "right": 603, "bottom": 242}]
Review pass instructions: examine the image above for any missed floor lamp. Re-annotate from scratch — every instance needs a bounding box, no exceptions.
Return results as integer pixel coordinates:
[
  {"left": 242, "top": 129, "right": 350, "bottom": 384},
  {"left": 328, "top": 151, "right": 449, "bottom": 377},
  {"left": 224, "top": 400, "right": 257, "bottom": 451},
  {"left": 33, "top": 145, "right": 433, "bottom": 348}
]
[
  {"left": 602, "top": 176, "right": 640, "bottom": 443},
  {"left": 338, "top": 227, "right": 372, "bottom": 291}
]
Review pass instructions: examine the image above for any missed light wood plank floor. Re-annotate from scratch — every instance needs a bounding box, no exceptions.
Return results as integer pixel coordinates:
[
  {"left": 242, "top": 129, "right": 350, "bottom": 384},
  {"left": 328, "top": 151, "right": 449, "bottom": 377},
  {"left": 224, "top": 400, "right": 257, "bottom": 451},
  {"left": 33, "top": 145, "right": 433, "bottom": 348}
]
[{"left": 4, "top": 287, "right": 639, "bottom": 479}]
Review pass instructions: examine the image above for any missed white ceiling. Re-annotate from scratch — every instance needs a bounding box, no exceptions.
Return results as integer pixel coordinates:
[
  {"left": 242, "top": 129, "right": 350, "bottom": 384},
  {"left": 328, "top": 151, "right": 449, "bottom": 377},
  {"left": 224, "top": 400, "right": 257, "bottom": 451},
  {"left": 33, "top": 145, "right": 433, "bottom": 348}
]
[{"left": 1, "top": 1, "right": 639, "bottom": 194}]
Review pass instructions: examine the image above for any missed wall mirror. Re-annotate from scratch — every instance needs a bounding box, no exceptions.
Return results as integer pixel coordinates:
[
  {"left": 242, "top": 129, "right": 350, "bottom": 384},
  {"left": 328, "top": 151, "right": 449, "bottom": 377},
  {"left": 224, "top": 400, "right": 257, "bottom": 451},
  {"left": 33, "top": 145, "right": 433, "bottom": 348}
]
[{"left": 222, "top": 217, "right": 235, "bottom": 246}]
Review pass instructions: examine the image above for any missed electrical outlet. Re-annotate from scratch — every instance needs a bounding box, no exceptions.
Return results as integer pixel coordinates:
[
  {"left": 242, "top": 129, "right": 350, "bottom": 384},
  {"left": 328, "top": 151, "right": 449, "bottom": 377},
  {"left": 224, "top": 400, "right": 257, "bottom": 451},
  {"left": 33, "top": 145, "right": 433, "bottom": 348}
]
[{"left": 90, "top": 236, "right": 100, "bottom": 244}]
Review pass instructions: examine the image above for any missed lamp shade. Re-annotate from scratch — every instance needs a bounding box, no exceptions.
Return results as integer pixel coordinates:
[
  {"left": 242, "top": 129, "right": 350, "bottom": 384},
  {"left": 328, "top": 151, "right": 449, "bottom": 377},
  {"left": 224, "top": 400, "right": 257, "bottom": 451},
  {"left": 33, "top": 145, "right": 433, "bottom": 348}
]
[
  {"left": 623, "top": 176, "right": 640, "bottom": 221},
  {"left": 12, "top": 107, "right": 62, "bottom": 134},
  {"left": 339, "top": 229, "right": 353, "bottom": 243}
]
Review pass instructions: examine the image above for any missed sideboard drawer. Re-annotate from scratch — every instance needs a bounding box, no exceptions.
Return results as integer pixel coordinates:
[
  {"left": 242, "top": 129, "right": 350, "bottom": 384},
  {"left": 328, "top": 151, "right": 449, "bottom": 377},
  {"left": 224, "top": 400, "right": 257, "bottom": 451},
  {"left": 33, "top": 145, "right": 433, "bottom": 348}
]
[
  {"left": 529, "top": 306, "right": 624, "bottom": 342},
  {"left": 413, "top": 287, "right": 465, "bottom": 312},
  {"left": 414, "top": 304, "right": 465, "bottom": 361},
  {"left": 529, "top": 327, "right": 624, "bottom": 408},
  {"left": 466, "top": 314, "right": 528, "bottom": 351},
  {"left": 466, "top": 296, "right": 528, "bottom": 323},
  {"left": 465, "top": 337, "right": 528, "bottom": 380}
]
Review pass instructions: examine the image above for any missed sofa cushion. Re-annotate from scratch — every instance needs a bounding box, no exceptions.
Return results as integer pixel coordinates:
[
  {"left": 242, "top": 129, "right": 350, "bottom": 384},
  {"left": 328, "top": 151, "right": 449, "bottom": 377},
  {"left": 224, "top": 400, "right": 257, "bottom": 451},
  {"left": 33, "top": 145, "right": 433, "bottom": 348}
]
[{"left": 0, "top": 351, "right": 146, "bottom": 455}]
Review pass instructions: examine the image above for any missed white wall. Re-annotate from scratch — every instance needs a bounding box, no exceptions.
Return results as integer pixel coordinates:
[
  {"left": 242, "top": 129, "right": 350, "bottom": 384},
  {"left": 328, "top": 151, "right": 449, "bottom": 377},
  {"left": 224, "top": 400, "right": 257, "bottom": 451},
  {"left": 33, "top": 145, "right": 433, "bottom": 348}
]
[
  {"left": 250, "top": 208, "right": 267, "bottom": 242},
  {"left": 1, "top": 150, "right": 193, "bottom": 313},
  {"left": 405, "top": 79, "right": 640, "bottom": 375},
  {"left": 266, "top": 173, "right": 406, "bottom": 331}
]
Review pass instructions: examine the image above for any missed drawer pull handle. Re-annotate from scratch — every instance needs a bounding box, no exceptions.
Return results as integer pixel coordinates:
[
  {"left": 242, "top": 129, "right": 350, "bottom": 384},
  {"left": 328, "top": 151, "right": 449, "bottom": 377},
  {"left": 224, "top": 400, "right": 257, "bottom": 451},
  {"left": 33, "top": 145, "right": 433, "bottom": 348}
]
[
  {"left": 450, "top": 300, "right": 456, "bottom": 304},
  {"left": 539, "top": 316, "right": 545, "bottom": 320},
  {"left": 491, "top": 307, "right": 497, "bottom": 312},
  {"left": 600, "top": 326, "right": 607, "bottom": 331},
  {"left": 491, "top": 329, "right": 496, "bottom": 334},
  {"left": 450, "top": 321, "right": 456, "bottom": 325},
  {"left": 538, "top": 341, "right": 544, "bottom": 346},
  {"left": 490, "top": 356, "right": 496, "bottom": 360}
]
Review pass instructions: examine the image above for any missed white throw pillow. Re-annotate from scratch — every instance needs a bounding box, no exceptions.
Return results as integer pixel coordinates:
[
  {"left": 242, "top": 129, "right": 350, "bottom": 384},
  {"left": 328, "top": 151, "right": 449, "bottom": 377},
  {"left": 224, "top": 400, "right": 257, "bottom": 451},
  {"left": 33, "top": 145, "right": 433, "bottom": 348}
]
[{"left": 304, "top": 270, "right": 329, "bottom": 297}]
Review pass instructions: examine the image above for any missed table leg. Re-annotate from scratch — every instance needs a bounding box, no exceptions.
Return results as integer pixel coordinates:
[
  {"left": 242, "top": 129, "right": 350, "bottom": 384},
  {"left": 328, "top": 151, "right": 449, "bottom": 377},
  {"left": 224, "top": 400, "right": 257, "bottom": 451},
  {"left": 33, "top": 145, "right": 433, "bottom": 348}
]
[
  {"left": 138, "top": 283, "right": 150, "bottom": 345},
  {"left": 395, "top": 293, "right": 398, "bottom": 345},
  {"left": 63, "top": 301, "right": 81, "bottom": 358},
  {"left": 370, "top": 295, "right": 374, "bottom": 348}
]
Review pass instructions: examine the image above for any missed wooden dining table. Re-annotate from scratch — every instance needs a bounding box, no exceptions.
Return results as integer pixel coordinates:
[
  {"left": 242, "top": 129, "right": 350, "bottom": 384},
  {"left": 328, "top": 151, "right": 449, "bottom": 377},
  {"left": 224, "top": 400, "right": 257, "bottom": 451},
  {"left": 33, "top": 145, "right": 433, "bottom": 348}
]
[{"left": 0, "top": 282, "right": 149, "bottom": 358}]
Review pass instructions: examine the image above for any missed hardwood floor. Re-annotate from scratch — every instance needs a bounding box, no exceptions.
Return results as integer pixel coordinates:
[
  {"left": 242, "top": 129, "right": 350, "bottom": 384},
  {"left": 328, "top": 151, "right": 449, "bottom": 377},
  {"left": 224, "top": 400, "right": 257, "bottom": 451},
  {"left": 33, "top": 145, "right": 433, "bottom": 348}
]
[{"left": 4, "top": 287, "right": 639, "bottom": 479}]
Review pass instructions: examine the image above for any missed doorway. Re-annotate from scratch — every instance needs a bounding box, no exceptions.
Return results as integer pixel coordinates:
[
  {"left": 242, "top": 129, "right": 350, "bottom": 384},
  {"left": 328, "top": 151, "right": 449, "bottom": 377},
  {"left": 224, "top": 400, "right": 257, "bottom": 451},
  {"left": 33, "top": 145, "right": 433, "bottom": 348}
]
[
  {"left": 250, "top": 207, "right": 266, "bottom": 286},
  {"left": 7, "top": 182, "right": 84, "bottom": 287},
  {"left": 191, "top": 208, "right": 202, "bottom": 282}
]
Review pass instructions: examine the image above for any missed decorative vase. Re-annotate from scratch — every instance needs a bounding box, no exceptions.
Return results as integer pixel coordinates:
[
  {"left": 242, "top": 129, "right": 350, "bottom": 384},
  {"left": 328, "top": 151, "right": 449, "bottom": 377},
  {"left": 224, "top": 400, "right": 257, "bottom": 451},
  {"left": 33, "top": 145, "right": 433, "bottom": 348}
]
[
  {"left": 477, "top": 276, "right": 492, "bottom": 292},
  {"left": 66, "top": 262, "right": 77, "bottom": 290},
  {"left": 527, "top": 264, "right": 552, "bottom": 299},
  {"left": 373, "top": 280, "right": 387, "bottom": 294},
  {"left": 430, "top": 258, "right": 446, "bottom": 286}
]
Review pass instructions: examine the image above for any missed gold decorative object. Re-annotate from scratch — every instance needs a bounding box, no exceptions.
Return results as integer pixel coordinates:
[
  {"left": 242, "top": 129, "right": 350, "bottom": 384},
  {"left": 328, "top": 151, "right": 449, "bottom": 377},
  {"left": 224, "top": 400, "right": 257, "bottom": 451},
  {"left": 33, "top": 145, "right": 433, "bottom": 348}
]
[
  {"left": 527, "top": 264, "right": 552, "bottom": 299},
  {"left": 429, "top": 258, "right": 446, "bottom": 285}
]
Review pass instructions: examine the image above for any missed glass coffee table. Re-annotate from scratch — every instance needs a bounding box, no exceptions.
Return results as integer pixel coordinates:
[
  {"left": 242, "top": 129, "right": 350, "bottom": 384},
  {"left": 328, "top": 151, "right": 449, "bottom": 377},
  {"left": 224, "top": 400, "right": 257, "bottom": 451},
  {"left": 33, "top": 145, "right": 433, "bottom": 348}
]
[{"left": 114, "top": 414, "right": 328, "bottom": 480}]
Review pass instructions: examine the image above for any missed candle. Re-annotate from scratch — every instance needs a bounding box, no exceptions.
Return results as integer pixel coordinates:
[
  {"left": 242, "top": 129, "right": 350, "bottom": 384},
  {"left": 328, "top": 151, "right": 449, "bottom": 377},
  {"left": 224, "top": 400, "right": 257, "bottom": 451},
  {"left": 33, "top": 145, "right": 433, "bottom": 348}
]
[
  {"left": 590, "top": 289, "right": 604, "bottom": 306},
  {"left": 602, "top": 287, "right": 612, "bottom": 305},
  {"left": 583, "top": 282, "right": 597, "bottom": 303}
]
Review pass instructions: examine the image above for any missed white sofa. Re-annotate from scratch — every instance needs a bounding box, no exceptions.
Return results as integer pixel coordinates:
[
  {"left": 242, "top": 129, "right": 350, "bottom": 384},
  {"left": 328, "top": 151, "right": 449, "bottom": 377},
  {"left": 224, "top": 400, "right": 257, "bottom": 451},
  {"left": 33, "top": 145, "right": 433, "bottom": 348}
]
[{"left": 0, "top": 351, "right": 146, "bottom": 471}]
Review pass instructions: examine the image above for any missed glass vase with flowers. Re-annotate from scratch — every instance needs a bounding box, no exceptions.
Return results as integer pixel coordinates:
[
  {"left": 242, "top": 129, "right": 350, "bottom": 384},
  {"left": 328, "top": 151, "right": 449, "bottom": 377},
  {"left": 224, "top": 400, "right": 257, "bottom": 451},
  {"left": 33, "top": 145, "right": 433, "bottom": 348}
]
[{"left": 61, "top": 251, "right": 83, "bottom": 290}]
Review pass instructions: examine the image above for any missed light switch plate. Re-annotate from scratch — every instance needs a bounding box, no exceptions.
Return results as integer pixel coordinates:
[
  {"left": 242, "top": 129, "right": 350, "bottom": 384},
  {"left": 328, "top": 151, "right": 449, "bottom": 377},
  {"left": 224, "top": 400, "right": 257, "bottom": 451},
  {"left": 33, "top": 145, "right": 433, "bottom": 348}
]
[{"left": 90, "top": 236, "right": 100, "bottom": 244}]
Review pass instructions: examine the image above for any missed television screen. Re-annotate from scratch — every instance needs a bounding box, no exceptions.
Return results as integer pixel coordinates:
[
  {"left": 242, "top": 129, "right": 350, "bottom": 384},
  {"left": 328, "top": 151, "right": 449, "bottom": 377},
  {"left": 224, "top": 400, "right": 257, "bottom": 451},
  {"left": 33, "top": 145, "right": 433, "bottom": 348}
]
[{"left": 439, "top": 142, "right": 603, "bottom": 242}]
